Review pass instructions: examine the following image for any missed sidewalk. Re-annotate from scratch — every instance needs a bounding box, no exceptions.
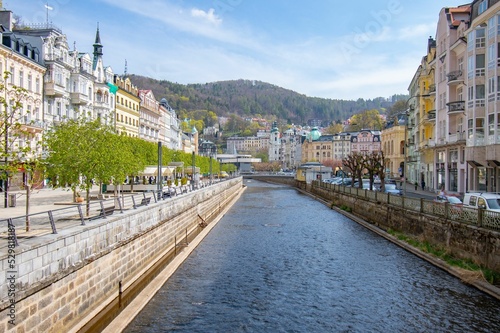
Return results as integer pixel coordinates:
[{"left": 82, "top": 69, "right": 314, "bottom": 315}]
[{"left": 0, "top": 187, "right": 100, "bottom": 220}]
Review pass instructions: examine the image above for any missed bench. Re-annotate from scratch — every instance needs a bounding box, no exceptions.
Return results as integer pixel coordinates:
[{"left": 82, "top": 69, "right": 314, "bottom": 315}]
[
  {"left": 162, "top": 187, "right": 176, "bottom": 198},
  {"left": 138, "top": 197, "right": 151, "bottom": 206},
  {"left": 88, "top": 206, "right": 115, "bottom": 220}
]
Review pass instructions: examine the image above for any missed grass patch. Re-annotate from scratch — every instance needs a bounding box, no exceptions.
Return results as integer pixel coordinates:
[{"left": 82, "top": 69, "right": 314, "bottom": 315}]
[
  {"left": 387, "top": 230, "right": 500, "bottom": 285},
  {"left": 339, "top": 204, "right": 352, "bottom": 213}
]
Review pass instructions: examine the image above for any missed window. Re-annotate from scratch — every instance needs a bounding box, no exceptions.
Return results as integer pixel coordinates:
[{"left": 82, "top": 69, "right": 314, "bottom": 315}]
[
  {"left": 56, "top": 102, "right": 61, "bottom": 116},
  {"left": 468, "top": 118, "right": 473, "bottom": 139},
  {"left": 19, "top": 70, "right": 23, "bottom": 87},
  {"left": 489, "top": 16, "right": 496, "bottom": 39},
  {"left": 468, "top": 31, "right": 474, "bottom": 51},
  {"left": 488, "top": 44, "right": 495, "bottom": 69},
  {"left": 476, "top": 118, "right": 485, "bottom": 143},
  {"left": 28, "top": 74, "right": 32, "bottom": 91},
  {"left": 489, "top": 114, "right": 495, "bottom": 136},
  {"left": 476, "top": 54, "right": 485, "bottom": 76},
  {"left": 476, "top": 28, "right": 486, "bottom": 48},
  {"left": 468, "top": 56, "right": 474, "bottom": 79},
  {"left": 9, "top": 66, "right": 14, "bottom": 84},
  {"left": 488, "top": 77, "right": 495, "bottom": 95},
  {"left": 479, "top": 0, "right": 488, "bottom": 15},
  {"left": 477, "top": 84, "right": 485, "bottom": 99}
]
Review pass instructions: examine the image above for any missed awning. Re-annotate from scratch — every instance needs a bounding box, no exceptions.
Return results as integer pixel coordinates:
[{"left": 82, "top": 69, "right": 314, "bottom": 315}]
[{"left": 139, "top": 166, "right": 158, "bottom": 176}]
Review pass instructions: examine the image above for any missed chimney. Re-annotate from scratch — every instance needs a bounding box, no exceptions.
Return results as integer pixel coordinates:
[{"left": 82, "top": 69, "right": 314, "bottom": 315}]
[{"left": 0, "top": 9, "right": 13, "bottom": 30}]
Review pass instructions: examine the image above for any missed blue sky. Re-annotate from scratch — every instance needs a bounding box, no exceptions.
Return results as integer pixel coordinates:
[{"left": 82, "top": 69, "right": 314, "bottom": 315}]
[{"left": 8, "top": 0, "right": 468, "bottom": 100}]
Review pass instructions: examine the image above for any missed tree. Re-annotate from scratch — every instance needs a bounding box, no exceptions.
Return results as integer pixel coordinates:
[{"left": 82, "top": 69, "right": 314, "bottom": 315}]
[
  {"left": 342, "top": 152, "right": 366, "bottom": 187},
  {"left": 387, "top": 100, "right": 408, "bottom": 119},
  {"left": 322, "top": 122, "right": 344, "bottom": 135},
  {"left": 363, "top": 151, "right": 385, "bottom": 191},
  {"left": 1, "top": 71, "right": 43, "bottom": 223},
  {"left": 349, "top": 109, "right": 384, "bottom": 131},
  {"left": 44, "top": 118, "right": 145, "bottom": 215}
]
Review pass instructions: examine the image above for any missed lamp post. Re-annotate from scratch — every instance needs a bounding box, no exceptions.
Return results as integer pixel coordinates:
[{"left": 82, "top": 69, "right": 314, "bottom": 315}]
[
  {"left": 192, "top": 151, "right": 195, "bottom": 191},
  {"left": 403, "top": 110, "right": 409, "bottom": 196}
]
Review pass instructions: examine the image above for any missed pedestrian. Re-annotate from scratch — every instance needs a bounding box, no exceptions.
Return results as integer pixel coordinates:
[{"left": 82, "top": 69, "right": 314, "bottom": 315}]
[
  {"left": 421, "top": 180, "right": 425, "bottom": 191},
  {"left": 414, "top": 181, "right": 418, "bottom": 190}
]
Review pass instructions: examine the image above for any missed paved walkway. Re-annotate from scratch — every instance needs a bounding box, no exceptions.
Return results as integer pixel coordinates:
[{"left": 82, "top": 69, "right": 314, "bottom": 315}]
[{"left": 0, "top": 187, "right": 100, "bottom": 220}]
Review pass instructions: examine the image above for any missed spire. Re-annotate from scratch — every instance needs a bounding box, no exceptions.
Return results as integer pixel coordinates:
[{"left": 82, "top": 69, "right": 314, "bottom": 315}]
[
  {"left": 93, "top": 23, "right": 103, "bottom": 57},
  {"left": 92, "top": 23, "right": 103, "bottom": 70}
]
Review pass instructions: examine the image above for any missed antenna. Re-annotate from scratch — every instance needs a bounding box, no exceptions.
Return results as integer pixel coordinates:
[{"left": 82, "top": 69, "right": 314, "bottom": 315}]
[
  {"left": 124, "top": 59, "right": 128, "bottom": 77},
  {"left": 44, "top": 2, "right": 53, "bottom": 28}
]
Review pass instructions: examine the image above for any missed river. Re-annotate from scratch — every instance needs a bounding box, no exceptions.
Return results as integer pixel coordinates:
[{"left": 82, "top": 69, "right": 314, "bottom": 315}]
[{"left": 124, "top": 180, "right": 500, "bottom": 332}]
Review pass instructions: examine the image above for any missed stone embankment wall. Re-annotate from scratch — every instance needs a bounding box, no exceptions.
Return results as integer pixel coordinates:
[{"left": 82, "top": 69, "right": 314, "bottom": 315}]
[
  {"left": 0, "top": 178, "right": 243, "bottom": 333},
  {"left": 309, "top": 184, "right": 500, "bottom": 272}
]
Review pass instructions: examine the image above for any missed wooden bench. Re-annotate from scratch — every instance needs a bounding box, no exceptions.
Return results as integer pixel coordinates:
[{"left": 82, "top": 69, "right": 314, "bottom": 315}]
[{"left": 88, "top": 206, "right": 115, "bottom": 221}]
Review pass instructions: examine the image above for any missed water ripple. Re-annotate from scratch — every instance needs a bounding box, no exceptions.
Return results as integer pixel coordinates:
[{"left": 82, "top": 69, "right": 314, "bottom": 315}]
[{"left": 125, "top": 181, "right": 500, "bottom": 333}]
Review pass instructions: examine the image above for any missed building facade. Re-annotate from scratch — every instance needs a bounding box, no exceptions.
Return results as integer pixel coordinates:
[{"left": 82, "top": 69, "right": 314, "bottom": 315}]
[
  {"left": 434, "top": 5, "right": 470, "bottom": 193},
  {"left": 114, "top": 76, "right": 140, "bottom": 137},
  {"left": 465, "top": 0, "right": 500, "bottom": 192},
  {"left": 138, "top": 89, "right": 161, "bottom": 142}
]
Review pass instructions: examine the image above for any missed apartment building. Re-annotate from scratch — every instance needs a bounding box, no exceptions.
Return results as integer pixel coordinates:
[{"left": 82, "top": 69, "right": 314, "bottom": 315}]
[
  {"left": 114, "top": 76, "right": 140, "bottom": 137},
  {"left": 465, "top": 0, "right": 500, "bottom": 192},
  {"left": 434, "top": 5, "right": 470, "bottom": 193},
  {"left": 138, "top": 89, "right": 161, "bottom": 142}
]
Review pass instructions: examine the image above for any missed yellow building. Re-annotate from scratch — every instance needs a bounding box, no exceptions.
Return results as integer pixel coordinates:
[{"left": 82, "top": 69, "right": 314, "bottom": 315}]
[
  {"left": 114, "top": 75, "right": 140, "bottom": 137},
  {"left": 417, "top": 37, "right": 437, "bottom": 189},
  {"left": 381, "top": 122, "right": 405, "bottom": 180}
]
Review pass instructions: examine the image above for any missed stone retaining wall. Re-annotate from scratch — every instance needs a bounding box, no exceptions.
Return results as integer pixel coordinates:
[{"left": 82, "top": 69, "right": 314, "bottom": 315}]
[
  {"left": 0, "top": 178, "right": 243, "bottom": 333},
  {"left": 309, "top": 184, "right": 500, "bottom": 272}
]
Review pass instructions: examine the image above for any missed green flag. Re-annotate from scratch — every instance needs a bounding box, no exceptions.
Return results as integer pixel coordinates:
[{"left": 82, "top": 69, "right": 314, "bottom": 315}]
[{"left": 107, "top": 82, "right": 119, "bottom": 94}]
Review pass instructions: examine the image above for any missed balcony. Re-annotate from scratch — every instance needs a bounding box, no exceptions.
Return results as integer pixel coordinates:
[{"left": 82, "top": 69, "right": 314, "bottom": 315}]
[
  {"left": 447, "top": 101, "right": 465, "bottom": 114},
  {"left": 424, "top": 111, "right": 436, "bottom": 123},
  {"left": 447, "top": 70, "right": 464, "bottom": 85},
  {"left": 428, "top": 84, "right": 436, "bottom": 95},
  {"left": 449, "top": 132, "right": 466, "bottom": 143},
  {"left": 19, "top": 116, "right": 44, "bottom": 133},
  {"left": 45, "top": 81, "right": 66, "bottom": 97},
  {"left": 70, "top": 92, "right": 89, "bottom": 105}
]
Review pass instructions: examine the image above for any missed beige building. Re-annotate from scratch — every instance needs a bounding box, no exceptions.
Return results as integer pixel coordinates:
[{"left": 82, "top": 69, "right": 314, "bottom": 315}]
[
  {"left": 114, "top": 76, "right": 140, "bottom": 137},
  {"left": 464, "top": 0, "right": 500, "bottom": 192},
  {"left": 434, "top": 5, "right": 470, "bottom": 193},
  {"left": 139, "top": 89, "right": 161, "bottom": 142},
  {"left": 0, "top": 11, "right": 45, "bottom": 191}
]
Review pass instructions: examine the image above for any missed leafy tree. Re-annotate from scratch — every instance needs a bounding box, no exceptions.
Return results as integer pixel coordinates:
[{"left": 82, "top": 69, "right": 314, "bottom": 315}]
[
  {"left": 349, "top": 109, "right": 385, "bottom": 131},
  {"left": 0, "top": 71, "right": 43, "bottom": 222},
  {"left": 387, "top": 100, "right": 408, "bottom": 119},
  {"left": 322, "top": 122, "right": 344, "bottom": 135}
]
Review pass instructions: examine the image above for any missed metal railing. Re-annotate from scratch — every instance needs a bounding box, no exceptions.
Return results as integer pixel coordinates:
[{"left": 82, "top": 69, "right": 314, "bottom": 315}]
[
  {"left": 0, "top": 180, "right": 222, "bottom": 247},
  {"left": 314, "top": 181, "right": 500, "bottom": 232}
]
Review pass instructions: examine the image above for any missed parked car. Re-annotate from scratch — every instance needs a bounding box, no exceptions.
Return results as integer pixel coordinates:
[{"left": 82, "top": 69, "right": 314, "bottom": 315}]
[
  {"left": 379, "top": 183, "right": 402, "bottom": 195},
  {"left": 434, "top": 195, "right": 463, "bottom": 205},
  {"left": 463, "top": 192, "right": 500, "bottom": 212}
]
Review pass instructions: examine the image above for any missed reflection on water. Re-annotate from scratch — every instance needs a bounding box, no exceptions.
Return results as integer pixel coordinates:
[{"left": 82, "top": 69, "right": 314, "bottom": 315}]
[{"left": 125, "top": 180, "right": 500, "bottom": 333}]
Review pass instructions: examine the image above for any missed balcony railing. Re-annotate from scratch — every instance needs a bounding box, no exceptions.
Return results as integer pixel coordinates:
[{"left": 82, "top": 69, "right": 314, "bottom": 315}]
[
  {"left": 447, "top": 101, "right": 465, "bottom": 113},
  {"left": 447, "top": 70, "right": 463, "bottom": 83},
  {"left": 449, "top": 132, "right": 466, "bottom": 143}
]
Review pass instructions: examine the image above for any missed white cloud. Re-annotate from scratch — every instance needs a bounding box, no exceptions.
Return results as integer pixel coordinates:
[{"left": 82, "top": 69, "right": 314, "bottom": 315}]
[
  {"left": 190, "top": 8, "right": 222, "bottom": 26},
  {"left": 398, "top": 23, "right": 435, "bottom": 40}
]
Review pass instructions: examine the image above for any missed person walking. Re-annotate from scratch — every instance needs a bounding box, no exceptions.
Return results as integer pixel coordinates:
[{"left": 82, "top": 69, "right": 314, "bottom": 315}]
[{"left": 421, "top": 180, "right": 425, "bottom": 191}]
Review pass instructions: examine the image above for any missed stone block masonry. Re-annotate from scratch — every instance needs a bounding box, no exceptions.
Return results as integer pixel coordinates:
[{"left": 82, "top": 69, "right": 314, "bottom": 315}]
[{"left": 0, "top": 178, "right": 243, "bottom": 333}]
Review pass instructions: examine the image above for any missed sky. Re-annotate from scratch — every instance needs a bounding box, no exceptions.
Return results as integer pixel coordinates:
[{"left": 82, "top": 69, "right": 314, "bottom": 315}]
[{"left": 7, "top": 0, "right": 469, "bottom": 100}]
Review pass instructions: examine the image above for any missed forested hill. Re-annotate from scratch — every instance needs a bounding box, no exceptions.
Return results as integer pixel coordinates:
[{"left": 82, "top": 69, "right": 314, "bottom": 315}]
[{"left": 128, "top": 74, "right": 405, "bottom": 125}]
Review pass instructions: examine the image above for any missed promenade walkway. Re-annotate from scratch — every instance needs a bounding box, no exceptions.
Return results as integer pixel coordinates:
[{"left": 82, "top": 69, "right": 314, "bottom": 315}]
[{"left": 0, "top": 187, "right": 99, "bottom": 220}]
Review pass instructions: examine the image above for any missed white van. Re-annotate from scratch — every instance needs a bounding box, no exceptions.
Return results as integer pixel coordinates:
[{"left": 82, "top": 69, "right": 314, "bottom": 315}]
[{"left": 462, "top": 192, "right": 500, "bottom": 212}]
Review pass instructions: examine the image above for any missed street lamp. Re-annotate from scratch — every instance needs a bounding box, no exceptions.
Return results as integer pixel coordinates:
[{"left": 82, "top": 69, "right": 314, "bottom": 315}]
[{"left": 403, "top": 109, "right": 410, "bottom": 196}]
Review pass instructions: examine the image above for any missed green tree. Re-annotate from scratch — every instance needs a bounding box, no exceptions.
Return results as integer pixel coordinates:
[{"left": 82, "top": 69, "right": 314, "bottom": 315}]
[
  {"left": 0, "top": 71, "right": 43, "bottom": 225},
  {"left": 349, "top": 109, "right": 384, "bottom": 131}
]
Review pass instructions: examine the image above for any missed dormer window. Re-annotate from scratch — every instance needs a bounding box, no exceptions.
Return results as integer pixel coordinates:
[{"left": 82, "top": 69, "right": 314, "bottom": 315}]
[{"left": 478, "top": 0, "right": 488, "bottom": 15}]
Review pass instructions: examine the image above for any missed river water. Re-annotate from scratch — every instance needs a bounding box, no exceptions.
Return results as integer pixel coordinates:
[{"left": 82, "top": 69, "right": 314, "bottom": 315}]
[{"left": 124, "top": 180, "right": 500, "bottom": 332}]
